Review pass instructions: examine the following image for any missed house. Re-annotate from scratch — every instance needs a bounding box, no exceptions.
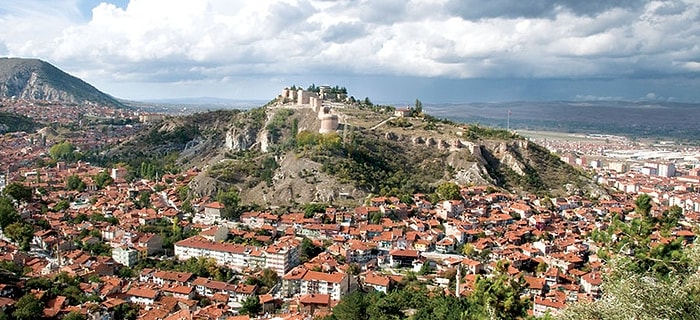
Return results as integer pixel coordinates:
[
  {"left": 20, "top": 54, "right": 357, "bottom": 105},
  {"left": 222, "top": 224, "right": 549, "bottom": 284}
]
[
  {"left": 523, "top": 276, "right": 546, "bottom": 297},
  {"left": 200, "top": 226, "right": 229, "bottom": 242},
  {"left": 394, "top": 107, "right": 412, "bottom": 117},
  {"left": 580, "top": 272, "right": 602, "bottom": 297},
  {"left": 299, "top": 293, "right": 331, "bottom": 316},
  {"left": 435, "top": 237, "right": 455, "bottom": 253},
  {"left": 389, "top": 249, "right": 420, "bottom": 268},
  {"left": 363, "top": 272, "right": 391, "bottom": 293},
  {"left": 260, "top": 294, "right": 276, "bottom": 314},
  {"left": 204, "top": 201, "right": 225, "bottom": 220},
  {"left": 191, "top": 277, "right": 256, "bottom": 303},
  {"left": 533, "top": 293, "right": 567, "bottom": 317},
  {"left": 413, "top": 239, "right": 431, "bottom": 252},
  {"left": 544, "top": 267, "right": 562, "bottom": 287},
  {"left": 43, "top": 296, "right": 67, "bottom": 318},
  {"left": 162, "top": 284, "right": 195, "bottom": 300},
  {"left": 461, "top": 258, "right": 483, "bottom": 275},
  {"left": 126, "top": 287, "right": 159, "bottom": 305},
  {"left": 136, "top": 233, "right": 163, "bottom": 256},
  {"left": 151, "top": 270, "right": 195, "bottom": 286}
]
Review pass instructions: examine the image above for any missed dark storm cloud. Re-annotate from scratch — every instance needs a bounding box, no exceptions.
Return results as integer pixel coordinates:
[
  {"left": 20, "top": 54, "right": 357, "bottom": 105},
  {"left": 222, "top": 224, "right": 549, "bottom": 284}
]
[{"left": 446, "top": 0, "right": 643, "bottom": 20}]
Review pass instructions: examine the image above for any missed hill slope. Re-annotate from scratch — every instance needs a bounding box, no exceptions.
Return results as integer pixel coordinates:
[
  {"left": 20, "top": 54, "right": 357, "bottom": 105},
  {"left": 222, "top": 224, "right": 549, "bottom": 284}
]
[
  {"left": 103, "top": 100, "right": 604, "bottom": 207},
  {"left": 0, "top": 111, "right": 37, "bottom": 134},
  {"left": 0, "top": 57, "right": 123, "bottom": 107}
]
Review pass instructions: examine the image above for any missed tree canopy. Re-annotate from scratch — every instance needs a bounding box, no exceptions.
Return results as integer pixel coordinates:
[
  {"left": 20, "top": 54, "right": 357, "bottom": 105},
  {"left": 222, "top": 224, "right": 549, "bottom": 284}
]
[
  {"left": 0, "top": 196, "right": 20, "bottom": 229},
  {"left": 49, "top": 141, "right": 77, "bottom": 161},
  {"left": 66, "top": 175, "right": 86, "bottom": 191},
  {"left": 12, "top": 293, "right": 44, "bottom": 320},
  {"left": 4, "top": 222, "right": 34, "bottom": 251},
  {"left": 216, "top": 188, "right": 240, "bottom": 220},
  {"left": 435, "top": 182, "right": 462, "bottom": 201},
  {"left": 559, "top": 242, "right": 700, "bottom": 320},
  {"left": 3, "top": 182, "right": 32, "bottom": 203},
  {"left": 634, "top": 193, "right": 652, "bottom": 220},
  {"left": 240, "top": 295, "right": 262, "bottom": 315},
  {"left": 326, "top": 263, "right": 530, "bottom": 320}
]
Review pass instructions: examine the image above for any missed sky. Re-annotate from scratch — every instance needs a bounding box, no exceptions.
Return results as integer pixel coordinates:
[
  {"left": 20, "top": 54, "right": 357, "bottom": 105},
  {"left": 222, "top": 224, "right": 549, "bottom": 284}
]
[{"left": 1, "top": 0, "right": 700, "bottom": 104}]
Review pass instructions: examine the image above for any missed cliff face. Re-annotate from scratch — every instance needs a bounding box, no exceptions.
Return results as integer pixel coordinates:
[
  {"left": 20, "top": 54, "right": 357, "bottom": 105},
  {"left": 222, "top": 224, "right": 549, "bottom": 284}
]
[{"left": 0, "top": 57, "right": 123, "bottom": 107}]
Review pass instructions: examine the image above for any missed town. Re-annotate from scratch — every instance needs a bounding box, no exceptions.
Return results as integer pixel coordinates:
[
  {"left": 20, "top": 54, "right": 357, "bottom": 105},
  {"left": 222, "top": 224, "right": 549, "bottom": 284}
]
[{"left": 0, "top": 96, "right": 698, "bottom": 320}]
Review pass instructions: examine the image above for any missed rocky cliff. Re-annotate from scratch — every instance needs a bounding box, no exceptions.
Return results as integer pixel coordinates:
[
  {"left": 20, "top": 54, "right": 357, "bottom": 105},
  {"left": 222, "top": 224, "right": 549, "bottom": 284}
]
[{"left": 107, "top": 99, "right": 605, "bottom": 207}]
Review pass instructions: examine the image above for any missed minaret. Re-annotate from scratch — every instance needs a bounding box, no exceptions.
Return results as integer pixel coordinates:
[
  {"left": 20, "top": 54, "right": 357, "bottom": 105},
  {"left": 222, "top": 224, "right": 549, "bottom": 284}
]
[{"left": 456, "top": 266, "right": 461, "bottom": 297}]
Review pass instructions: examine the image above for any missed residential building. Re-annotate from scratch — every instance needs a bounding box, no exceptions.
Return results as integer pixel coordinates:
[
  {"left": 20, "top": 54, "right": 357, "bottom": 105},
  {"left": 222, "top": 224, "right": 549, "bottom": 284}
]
[{"left": 112, "top": 246, "right": 139, "bottom": 267}]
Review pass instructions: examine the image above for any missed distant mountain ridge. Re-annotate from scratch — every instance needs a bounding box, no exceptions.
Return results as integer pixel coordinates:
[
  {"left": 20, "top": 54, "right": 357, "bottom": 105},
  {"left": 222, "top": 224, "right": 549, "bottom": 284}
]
[
  {"left": 428, "top": 100, "right": 700, "bottom": 140},
  {"left": 0, "top": 57, "right": 123, "bottom": 107}
]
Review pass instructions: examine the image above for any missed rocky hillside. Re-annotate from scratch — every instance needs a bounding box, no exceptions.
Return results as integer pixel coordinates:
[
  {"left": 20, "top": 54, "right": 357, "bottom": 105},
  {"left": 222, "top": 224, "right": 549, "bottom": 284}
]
[
  {"left": 0, "top": 57, "right": 122, "bottom": 107},
  {"left": 105, "top": 99, "right": 605, "bottom": 208}
]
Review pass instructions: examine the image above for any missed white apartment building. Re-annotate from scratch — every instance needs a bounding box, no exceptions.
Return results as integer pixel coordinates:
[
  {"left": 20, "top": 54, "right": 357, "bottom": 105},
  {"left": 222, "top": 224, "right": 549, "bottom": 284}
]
[
  {"left": 282, "top": 267, "right": 351, "bottom": 301},
  {"left": 174, "top": 235, "right": 301, "bottom": 276}
]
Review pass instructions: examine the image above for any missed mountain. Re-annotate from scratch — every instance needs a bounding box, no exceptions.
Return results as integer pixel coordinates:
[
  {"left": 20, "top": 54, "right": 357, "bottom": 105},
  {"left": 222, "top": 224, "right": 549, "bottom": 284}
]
[
  {"left": 0, "top": 57, "right": 123, "bottom": 107},
  {"left": 101, "top": 97, "right": 605, "bottom": 208}
]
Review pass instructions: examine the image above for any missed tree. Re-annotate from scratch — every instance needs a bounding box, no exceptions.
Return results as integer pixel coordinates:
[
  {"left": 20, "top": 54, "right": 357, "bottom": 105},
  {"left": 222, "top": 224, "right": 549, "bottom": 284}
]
[
  {"left": 303, "top": 203, "right": 327, "bottom": 218},
  {"left": 4, "top": 222, "right": 34, "bottom": 251},
  {"left": 3, "top": 182, "right": 32, "bottom": 202},
  {"left": 301, "top": 237, "right": 324, "bottom": 263},
  {"left": 559, "top": 244, "right": 700, "bottom": 320},
  {"left": 66, "top": 175, "right": 86, "bottom": 191},
  {"left": 418, "top": 262, "right": 431, "bottom": 275},
  {"left": 53, "top": 200, "right": 70, "bottom": 212},
  {"left": 49, "top": 141, "right": 76, "bottom": 161},
  {"left": 136, "top": 191, "right": 152, "bottom": 209},
  {"left": 435, "top": 182, "right": 462, "bottom": 201},
  {"left": 329, "top": 291, "right": 369, "bottom": 320},
  {"left": 246, "top": 268, "right": 280, "bottom": 293},
  {"left": 113, "top": 302, "right": 139, "bottom": 320},
  {"left": 661, "top": 205, "right": 683, "bottom": 229},
  {"left": 0, "top": 196, "right": 20, "bottom": 229},
  {"left": 462, "top": 243, "right": 476, "bottom": 257},
  {"left": 217, "top": 189, "right": 240, "bottom": 220},
  {"left": 93, "top": 171, "right": 113, "bottom": 189},
  {"left": 12, "top": 293, "right": 44, "bottom": 320},
  {"left": 240, "top": 295, "right": 262, "bottom": 315},
  {"left": 464, "top": 263, "right": 531, "bottom": 319},
  {"left": 347, "top": 263, "right": 361, "bottom": 275},
  {"left": 63, "top": 311, "right": 86, "bottom": 320},
  {"left": 414, "top": 99, "right": 423, "bottom": 115},
  {"left": 117, "top": 267, "right": 136, "bottom": 279},
  {"left": 634, "top": 193, "right": 652, "bottom": 221}
]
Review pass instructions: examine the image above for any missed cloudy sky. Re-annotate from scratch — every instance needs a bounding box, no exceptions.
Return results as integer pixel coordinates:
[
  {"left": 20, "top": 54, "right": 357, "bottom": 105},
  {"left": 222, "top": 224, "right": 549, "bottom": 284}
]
[{"left": 1, "top": 0, "right": 699, "bottom": 103}]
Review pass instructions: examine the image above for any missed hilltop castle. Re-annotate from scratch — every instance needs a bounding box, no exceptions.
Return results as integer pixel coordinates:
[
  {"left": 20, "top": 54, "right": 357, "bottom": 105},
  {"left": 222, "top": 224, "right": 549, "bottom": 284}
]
[{"left": 279, "top": 86, "right": 346, "bottom": 133}]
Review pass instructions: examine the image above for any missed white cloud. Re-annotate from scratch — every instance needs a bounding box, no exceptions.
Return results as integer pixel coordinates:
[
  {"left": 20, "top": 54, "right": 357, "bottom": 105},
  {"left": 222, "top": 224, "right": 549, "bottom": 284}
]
[{"left": 1, "top": 0, "right": 700, "bottom": 100}]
